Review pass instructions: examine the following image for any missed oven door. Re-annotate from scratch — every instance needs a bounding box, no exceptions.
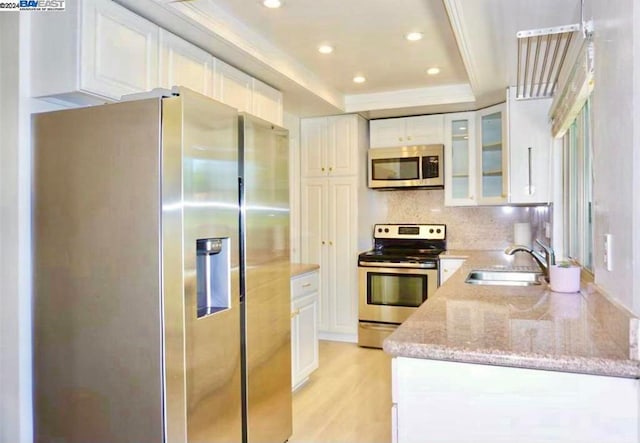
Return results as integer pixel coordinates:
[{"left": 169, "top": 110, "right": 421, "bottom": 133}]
[{"left": 358, "top": 265, "right": 438, "bottom": 324}]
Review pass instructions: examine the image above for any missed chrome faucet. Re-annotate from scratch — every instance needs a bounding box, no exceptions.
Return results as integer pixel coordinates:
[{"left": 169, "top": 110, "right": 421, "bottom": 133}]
[{"left": 505, "top": 239, "right": 556, "bottom": 281}]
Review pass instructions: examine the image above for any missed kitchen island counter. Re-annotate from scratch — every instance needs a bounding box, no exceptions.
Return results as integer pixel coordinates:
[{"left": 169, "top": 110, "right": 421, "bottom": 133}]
[{"left": 383, "top": 250, "right": 640, "bottom": 378}]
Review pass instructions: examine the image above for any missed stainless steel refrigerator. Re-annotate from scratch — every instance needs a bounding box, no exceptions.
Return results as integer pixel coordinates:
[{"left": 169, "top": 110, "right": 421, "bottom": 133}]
[{"left": 33, "top": 88, "right": 291, "bottom": 443}]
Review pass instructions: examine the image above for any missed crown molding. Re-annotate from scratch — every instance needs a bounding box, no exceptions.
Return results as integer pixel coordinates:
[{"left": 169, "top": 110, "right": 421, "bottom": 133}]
[{"left": 344, "top": 84, "right": 475, "bottom": 113}]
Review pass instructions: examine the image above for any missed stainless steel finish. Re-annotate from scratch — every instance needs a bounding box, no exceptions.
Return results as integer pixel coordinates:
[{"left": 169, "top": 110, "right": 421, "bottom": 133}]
[
  {"left": 358, "top": 266, "right": 437, "bottom": 324},
  {"left": 33, "top": 89, "right": 243, "bottom": 443},
  {"left": 515, "top": 24, "right": 580, "bottom": 100},
  {"left": 372, "top": 223, "right": 446, "bottom": 240},
  {"left": 176, "top": 90, "right": 242, "bottom": 443},
  {"left": 528, "top": 146, "right": 533, "bottom": 195},
  {"left": 239, "top": 114, "right": 292, "bottom": 443},
  {"left": 368, "top": 144, "right": 444, "bottom": 189},
  {"left": 358, "top": 261, "right": 437, "bottom": 269},
  {"left": 465, "top": 270, "right": 543, "bottom": 286},
  {"left": 34, "top": 99, "right": 165, "bottom": 443},
  {"left": 505, "top": 239, "right": 556, "bottom": 282},
  {"left": 358, "top": 322, "right": 398, "bottom": 348}
]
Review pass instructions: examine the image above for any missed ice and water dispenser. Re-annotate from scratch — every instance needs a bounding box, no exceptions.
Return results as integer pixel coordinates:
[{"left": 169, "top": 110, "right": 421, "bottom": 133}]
[{"left": 196, "top": 237, "right": 231, "bottom": 318}]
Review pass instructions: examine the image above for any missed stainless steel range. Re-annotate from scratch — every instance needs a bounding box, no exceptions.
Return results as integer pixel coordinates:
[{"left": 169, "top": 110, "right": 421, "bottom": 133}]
[{"left": 358, "top": 224, "right": 446, "bottom": 348}]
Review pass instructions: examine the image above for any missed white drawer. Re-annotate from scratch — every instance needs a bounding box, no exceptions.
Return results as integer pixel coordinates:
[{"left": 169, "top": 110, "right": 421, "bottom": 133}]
[{"left": 291, "top": 271, "right": 319, "bottom": 299}]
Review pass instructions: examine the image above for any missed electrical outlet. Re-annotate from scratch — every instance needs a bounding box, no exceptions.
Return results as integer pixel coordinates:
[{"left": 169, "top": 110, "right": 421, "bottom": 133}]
[{"left": 604, "top": 234, "right": 613, "bottom": 271}]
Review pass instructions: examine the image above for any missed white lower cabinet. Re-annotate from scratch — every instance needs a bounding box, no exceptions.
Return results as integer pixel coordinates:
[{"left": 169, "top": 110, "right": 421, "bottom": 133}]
[
  {"left": 393, "top": 357, "right": 640, "bottom": 443},
  {"left": 291, "top": 270, "right": 319, "bottom": 390},
  {"left": 438, "top": 258, "right": 466, "bottom": 284}
]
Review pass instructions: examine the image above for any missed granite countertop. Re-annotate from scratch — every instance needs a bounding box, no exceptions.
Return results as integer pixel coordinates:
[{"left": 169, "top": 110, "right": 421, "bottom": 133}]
[
  {"left": 290, "top": 263, "right": 319, "bottom": 277},
  {"left": 383, "top": 250, "right": 640, "bottom": 379}
]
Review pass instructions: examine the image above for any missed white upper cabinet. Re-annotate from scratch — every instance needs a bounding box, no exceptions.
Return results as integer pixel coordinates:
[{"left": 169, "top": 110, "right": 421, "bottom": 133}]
[
  {"left": 213, "top": 60, "right": 253, "bottom": 113},
  {"left": 370, "top": 115, "right": 444, "bottom": 148},
  {"left": 444, "top": 112, "right": 477, "bottom": 206},
  {"left": 32, "top": 0, "right": 159, "bottom": 103},
  {"left": 301, "top": 115, "right": 361, "bottom": 178},
  {"left": 31, "top": 0, "right": 284, "bottom": 125},
  {"left": 159, "top": 29, "right": 214, "bottom": 97},
  {"left": 507, "top": 87, "right": 553, "bottom": 204},
  {"left": 477, "top": 103, "right": 508, "bottom": 205},
  {"left": 251, "top": 78, "right": 284, "bottom": 126}
]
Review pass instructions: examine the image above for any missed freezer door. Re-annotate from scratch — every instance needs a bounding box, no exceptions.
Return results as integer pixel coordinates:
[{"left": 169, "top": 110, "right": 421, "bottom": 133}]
[
  {"left": 240, "top": 114, "right": 292, "bottom": 443},
  {"left": 162, "top": 89, "right": 242, "bottom": 443}
]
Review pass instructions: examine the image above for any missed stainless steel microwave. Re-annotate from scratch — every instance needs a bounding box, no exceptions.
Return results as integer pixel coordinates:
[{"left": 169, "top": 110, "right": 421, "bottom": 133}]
[{"left": 368, "top": 144, "right": 444, "bottom": 189}]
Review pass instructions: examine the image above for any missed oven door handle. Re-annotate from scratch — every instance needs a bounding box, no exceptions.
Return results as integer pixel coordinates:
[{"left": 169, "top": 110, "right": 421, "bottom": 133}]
[
  {"left": 359, "top": 323, "right": 399, "bottom": 332},
  {"left": 358, "top": 261, "right": 437, "bottom": 269}
]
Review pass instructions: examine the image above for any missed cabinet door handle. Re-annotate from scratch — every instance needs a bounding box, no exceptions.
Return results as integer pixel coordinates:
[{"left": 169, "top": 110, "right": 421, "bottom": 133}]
[
  {"left": 407, "top": 136, "right": 412, "bottom": 141},
  {"left": 527, "top": 146, "right": 533, "bottom": 195},
  {"left": 398, "top": 137, "right": 403, "bottom": 142},
  {"left": 322, "top": 240, "right": 326, "bottom": 245},
  {"left": 329, "top": 166, "right": 333, "bottom": 172},
  {"left": 321, "top": 167, "right": 325, "bottom": 172},
  {"left": 302, "top": 283, "right": 312, "bottom": 288},
  {"left": 329, "top": 241, "right": 333, "bottom": 246}
]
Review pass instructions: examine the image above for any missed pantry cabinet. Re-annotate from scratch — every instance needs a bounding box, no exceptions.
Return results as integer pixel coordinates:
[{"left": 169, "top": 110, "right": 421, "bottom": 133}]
[
  {"left": 369, "top": 115, "right": 445, "bottom": 148},
  {"left": 300, "top": 115, "right": 361, "bottom": 178},
  {"left": 32, "top": 0, "right": 159, "bottom": 104},
  {"left": 301, "top": 177, "right": 358, "bottom": 336},
  {"left": 477, "top": 103, "right": 508, "bottom": 205},
  {"left": 159, "top": 29, "right": 214, "bottom": 97},
  {"left": 291, "top": 270, "right": 319, "bottom": 390},
  {"left": 507, "top": 87, "right": 553, "bottom": 204},
  {"left": 300, "top": 114, "right": 369, "bottom": 341}
]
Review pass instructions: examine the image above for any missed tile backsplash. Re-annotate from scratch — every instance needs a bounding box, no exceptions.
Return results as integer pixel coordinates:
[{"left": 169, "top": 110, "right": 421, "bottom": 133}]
[{"left": 377, "top": 189, "right": 549, "bottom": 250}]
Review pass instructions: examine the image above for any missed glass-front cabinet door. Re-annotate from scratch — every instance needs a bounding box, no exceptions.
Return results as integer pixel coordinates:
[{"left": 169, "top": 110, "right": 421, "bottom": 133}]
[
  {"left": 444, "top": 112, "right": 476, "bottom": 206},
  {"left": 477, "top": 103, "right": 508, "bottom": 204}
]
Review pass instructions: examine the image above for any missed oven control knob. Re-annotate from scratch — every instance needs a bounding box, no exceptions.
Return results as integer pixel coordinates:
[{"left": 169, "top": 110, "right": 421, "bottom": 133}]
[
  {"left": 377, "top": 228, "right": 382, "bottom": 233},
  {"left": 384, "top": 228, "right": 389, "bottom": 233},
  {"left": 429, "top": 228, "right": 434, "bottom": 234},
  {"left": 436, "top": 228, "right": 442, "bottom": 234}
]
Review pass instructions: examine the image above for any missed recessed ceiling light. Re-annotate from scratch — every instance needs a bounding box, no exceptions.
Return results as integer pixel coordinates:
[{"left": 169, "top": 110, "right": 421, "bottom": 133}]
[
  {"left": 263, "top": 0, "right": 282, "bottom": 8},
  {"left": 318, "top": 44, "right": 334, "bottom": 54},
  {"left": 353, "top": 76, "right": 366, "bottom": 84},
  {"left": 405, "top": 32, "right": 423, "bottom": 41},
  {"left": 427, "top": 67, "right": 441, "bottom": 75}
]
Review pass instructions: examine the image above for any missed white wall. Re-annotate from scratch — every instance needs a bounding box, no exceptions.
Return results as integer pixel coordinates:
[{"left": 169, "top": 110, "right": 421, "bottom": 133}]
[
  {"left": 585, "top": 0, "right": 640, "bottom": 315},
  {"left": 0, "top": 14, "right": 32, "bottom": 443}
]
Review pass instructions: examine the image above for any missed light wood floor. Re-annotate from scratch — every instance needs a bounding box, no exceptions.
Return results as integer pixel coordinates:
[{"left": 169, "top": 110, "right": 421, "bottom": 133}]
[{"left": 289, "top": 340, "right": 392, "bottom": 443}]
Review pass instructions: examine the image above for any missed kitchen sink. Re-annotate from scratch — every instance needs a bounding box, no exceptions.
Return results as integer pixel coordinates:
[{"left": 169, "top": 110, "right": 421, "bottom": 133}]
[{"left": 465, "top": 269, "right": 543, "bottom": 286}]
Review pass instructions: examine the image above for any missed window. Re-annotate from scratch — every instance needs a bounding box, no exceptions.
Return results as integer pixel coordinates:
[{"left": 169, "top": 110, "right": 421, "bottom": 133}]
[{"left": 563, "top": 98, "right": 593, "bottom": 270}]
